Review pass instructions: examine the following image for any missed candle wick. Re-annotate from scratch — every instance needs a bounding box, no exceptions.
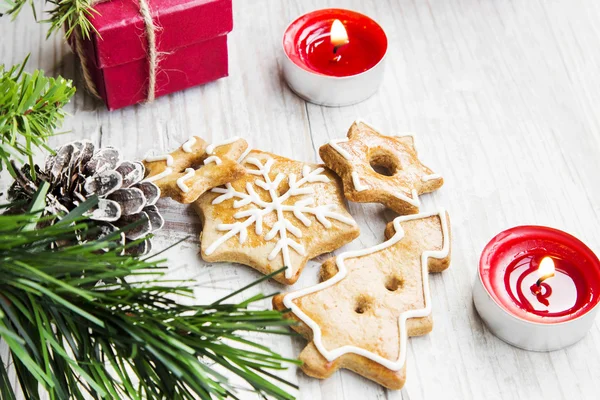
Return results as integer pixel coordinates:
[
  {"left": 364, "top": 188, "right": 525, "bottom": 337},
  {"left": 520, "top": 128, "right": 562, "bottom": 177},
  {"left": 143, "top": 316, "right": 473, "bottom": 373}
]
[
  {"left": 536, "top": 273, "right": 555, "bottom": 287},
  {"left": 331, "top": 40, "right": 349, "bottom": 62},
  {"left": 332, "top": 41, "right": 348, "bottom": 55},
  {"left": 535, "top": 278, "right": 543, "bottom": 287}
]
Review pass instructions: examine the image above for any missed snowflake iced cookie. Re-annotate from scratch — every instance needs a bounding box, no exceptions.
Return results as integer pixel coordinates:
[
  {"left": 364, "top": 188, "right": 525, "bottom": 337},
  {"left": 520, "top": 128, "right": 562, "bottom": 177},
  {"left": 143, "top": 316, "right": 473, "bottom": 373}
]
[
  {"left": 143, "top": 136, "right": 248, "bottom": 203},
  {"left": 194, "top": 150, "right": 360, "bottom": 285},
  {"left": 319, "top": 120, "right": 443, "bottom": 215},
  {"left": 273, "top": 209, "right": 451, "bottom": 389}
]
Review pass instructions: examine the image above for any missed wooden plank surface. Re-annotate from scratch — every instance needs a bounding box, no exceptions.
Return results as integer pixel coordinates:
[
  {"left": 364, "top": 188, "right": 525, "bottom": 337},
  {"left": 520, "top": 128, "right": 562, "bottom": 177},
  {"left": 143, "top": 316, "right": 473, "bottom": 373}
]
[{"left": 2, "top": 0, "right": 600, "bottom": 398}]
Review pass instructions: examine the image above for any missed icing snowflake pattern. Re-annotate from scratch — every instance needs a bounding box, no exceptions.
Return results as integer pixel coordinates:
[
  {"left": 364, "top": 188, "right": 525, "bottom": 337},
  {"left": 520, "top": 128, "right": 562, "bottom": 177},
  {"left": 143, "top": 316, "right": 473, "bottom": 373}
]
[{"left": 205, "top": 156, "right": 356, "bottom": 279}]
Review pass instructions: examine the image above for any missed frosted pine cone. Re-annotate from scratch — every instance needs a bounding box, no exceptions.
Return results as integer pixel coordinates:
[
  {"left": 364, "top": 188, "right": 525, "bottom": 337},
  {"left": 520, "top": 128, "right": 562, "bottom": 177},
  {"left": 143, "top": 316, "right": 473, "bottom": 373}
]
[{"left": 8, "top": 140, "right": 164, "bottom": 255}]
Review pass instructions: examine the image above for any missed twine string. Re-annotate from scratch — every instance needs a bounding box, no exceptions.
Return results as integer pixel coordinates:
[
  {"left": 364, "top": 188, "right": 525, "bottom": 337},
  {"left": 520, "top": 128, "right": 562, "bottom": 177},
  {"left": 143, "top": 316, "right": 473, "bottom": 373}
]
[
  {"left": 136, "top": 0, "right": 157, "bottom": 102},
  {"left": 74, "top": 26, "right": 101, "bottom": 98},
  {"left": 74, "top": 0, "right": 158, "bottom": 103}
]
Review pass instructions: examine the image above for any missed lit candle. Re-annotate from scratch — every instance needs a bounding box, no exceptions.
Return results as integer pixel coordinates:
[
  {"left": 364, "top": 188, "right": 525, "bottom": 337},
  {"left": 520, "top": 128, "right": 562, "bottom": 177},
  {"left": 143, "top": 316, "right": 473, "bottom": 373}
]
[
  {"left": 528, "top": 257, "right": 556, "bottom": 306},
  {"left": 474, "top": 226, "right": 600, "bottom": 351},
  {"left": 282, "top": 8, "right": 388, "bottom": 106},
  {"left": 330, "top": 19, "right": 349, "bottom": 61}
]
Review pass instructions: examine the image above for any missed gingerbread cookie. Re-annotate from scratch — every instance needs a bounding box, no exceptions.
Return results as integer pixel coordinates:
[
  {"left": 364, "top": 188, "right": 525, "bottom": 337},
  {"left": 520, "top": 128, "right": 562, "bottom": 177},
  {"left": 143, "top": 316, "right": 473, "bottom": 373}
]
[
  {"left": 319, "top": 120, "right": 443, "bottom": 215},
  {"left": 194, "top": 149, "right": 360, "bottom": 285},
  {"left": 273, "top": 209, "right": 451, "bottom": 389},
  {"left": 143, "top": 136, "right": 248, "bottom": 203}
]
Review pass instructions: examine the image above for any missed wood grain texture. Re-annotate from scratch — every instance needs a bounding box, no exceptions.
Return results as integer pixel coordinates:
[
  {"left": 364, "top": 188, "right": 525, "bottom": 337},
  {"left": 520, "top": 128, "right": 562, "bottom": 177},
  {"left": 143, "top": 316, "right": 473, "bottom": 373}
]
[{"left": 2, "top": 0, "right": 600, "bottom": 398}]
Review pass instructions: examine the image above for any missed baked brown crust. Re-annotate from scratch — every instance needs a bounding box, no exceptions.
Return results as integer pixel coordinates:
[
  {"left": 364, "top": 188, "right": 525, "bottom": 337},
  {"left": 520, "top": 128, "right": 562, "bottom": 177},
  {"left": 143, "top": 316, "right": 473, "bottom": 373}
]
[
  {"left": 143, "top": 136, "right": 247, "bottom": 204},
  {"left": 274, "top": 211, "right": 451, "bottom": 389},
  {"left": 195, "top": 150, "right": 360, "bottom": 285},
  {"left": 319, "top": 121, "right": 443, "bottom": 215}
]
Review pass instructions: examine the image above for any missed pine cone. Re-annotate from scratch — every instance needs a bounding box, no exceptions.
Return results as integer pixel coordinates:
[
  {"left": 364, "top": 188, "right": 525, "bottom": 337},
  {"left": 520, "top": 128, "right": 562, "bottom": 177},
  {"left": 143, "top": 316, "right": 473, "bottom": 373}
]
[{"left": 8, "top": 140, "right": 164, "bottom": 255}]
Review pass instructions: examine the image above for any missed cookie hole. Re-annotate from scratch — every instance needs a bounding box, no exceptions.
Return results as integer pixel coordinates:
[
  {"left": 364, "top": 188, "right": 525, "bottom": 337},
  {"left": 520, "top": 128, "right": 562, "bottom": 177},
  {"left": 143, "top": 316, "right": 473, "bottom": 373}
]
[
  {"left": 369, "top": 149, "right": 400, "bottom": 177},
  {"left": 354, "top": 295, "right": 373, "bottom": 314},
  {"left": 385, "top": 276, "right": 404, "bottom": 292}
]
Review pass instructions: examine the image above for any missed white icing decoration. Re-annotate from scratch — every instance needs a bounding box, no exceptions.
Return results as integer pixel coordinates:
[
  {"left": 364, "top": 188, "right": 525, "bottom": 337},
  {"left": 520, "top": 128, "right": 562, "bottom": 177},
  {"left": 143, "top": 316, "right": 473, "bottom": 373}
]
[
  {"left": 394, "top": 133, "right": 417, "bottom": 149},
  {"left": 207, "top": 156, "right": 355, "bottom": 279},
  {"left": 205, "top": 136, "right": 240, "bottom": 155},
  {"left": 351, "top": 172, "right": 368, "bottom": 191},
  {"left": 144, "top": 167, "right": 173, "bottom": 183},
  {"left": 283, "top": 208, "right": 449, "bottom": 371},
  {"left": 203, "top": 156, "right": 222, "bottom": 166},
  {"left": 353, "top": 118, "right": 383, "bottom": 133},
  {"left": 176, "top": 168, "right": 196, "bottom": 193},
  {"left": 403, "top": 189, "right": 420, "bottom": 206},
  {"left": 237, "top": 146, "right": 252, "bottom": 163},
  {"left": 182, "top": 137, "right": 196, "bottom": 153},
  {"left": 328, "top": 120, "right": 433, "bottom": 206},
  {"left": 145, "top": 154, "right": 174, "bottom": 167},
  {"left": 387, "top": 129, "right": 441, "bottom": 184},
  {"left": 422, "top": 174, "right": 442, "bottom": 182},
  {"left": 330, "top": 138, "right": 368, "bottom": 192},
  {"left": 393, "top": 134, "right": 439, "bottom": 183},
  {"left": 202, "top": 136, "right": 241, "bottom": 166},
  {"left": 328, "top": 138, "right": 352, "bottom": 160}
]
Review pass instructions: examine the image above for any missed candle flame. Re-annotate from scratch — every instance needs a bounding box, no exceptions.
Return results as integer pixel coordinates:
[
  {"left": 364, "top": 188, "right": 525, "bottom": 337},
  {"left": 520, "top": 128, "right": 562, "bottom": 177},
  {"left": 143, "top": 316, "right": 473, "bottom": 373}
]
[
  {"left": 538, "top": 257, "right": 555, "bottom": 278},
  {"left": 331, "top": 19, "right": 349, "bottom": 48}
]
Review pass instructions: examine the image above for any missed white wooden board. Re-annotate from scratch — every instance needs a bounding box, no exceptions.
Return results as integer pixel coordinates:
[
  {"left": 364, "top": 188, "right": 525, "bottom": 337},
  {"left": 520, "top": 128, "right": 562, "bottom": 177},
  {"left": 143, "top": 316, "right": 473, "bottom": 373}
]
[{"left": 2, "top": 0, "right": 600, "bottom": 398}]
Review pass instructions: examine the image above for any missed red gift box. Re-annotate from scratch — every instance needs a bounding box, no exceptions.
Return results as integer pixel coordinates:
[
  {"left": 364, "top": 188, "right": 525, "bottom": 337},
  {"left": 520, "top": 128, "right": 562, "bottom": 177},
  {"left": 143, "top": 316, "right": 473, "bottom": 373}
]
[{"left": 75, "top": 0, "right": 233, "bottom": 110}]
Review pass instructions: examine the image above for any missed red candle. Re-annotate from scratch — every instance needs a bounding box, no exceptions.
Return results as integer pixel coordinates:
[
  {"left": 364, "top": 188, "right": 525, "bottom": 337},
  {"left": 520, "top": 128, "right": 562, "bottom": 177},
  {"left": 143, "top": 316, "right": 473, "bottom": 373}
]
[
  {"left": 283, "top": 9, "right": 387, "bottom": 77},
  {"left": 479, "top": 226, "right": 600, "bottom": 324}
]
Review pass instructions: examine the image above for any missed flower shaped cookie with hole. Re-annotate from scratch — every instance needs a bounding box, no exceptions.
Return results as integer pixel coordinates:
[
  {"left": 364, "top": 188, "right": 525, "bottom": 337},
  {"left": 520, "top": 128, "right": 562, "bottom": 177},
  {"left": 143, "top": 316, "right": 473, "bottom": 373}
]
[
  {"left": 143, "top": 136, "right": 248, "bottom": 203},
  {"left": 319, "top": 120, "right": 443, "bottom": 215},
  {"left": 194, "top": 150, "right": 360, "bottom": 285}
]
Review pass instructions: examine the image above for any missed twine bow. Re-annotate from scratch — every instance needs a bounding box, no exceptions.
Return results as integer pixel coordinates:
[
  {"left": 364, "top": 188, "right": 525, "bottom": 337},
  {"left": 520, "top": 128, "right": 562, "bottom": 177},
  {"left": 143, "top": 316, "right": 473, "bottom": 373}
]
[{"left": 73, "top": 0, "right": 158, "bottom": 103}]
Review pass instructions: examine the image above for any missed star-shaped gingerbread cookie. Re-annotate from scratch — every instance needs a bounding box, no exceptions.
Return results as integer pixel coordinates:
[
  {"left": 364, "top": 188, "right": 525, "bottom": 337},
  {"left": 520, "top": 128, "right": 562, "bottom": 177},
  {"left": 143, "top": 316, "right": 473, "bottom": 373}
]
[
  {"left": 319, "top": 120, "right": 443, "bottom": 215},
  {"left": 194, "top": 150, "right": 360, "bottom": 285},
  {"left": 143, "top": 136, "right": 248, "bottom": 203},
  {"left": 273, "top": 209, "right": 451, "bottom": 389}
]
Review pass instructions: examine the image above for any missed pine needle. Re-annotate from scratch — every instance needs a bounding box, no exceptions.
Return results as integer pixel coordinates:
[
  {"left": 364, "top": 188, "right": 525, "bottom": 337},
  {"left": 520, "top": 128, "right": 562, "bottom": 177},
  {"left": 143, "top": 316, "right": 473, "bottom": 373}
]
[
  {"left": 0, "top": 56, "right": 75, "bottom": 177},
  {"left": 1, "top": 0, "right": 100, "bottom": 40},
  {"left": 0, "top": 191, "right": 299, "bottom": 399}
]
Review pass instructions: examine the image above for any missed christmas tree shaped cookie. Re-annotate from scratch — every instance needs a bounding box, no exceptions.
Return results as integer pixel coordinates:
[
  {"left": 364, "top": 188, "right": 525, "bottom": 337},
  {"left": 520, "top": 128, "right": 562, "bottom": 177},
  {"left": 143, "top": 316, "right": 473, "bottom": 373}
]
[
  {"left": 273, "top": 209, "right": 451, "bottom": 389},
  {"left": 319, "top": 120, "right": 443, "bottom": 215},
  {"left": 195, "top": 150, "right": 360, "bottom": 285}
]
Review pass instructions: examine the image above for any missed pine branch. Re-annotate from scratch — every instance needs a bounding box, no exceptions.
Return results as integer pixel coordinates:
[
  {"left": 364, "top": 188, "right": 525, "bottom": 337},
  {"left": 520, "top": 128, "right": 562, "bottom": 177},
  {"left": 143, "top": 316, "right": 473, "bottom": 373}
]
[
  {"left": 0, "top": 56, "right": 75, "bottom": 177},
  {"left": 0, "top": 191, "right": 299, "bottom": 399},
  {"left": 1, "top": 0, "right": 99, "bottom": 39}
]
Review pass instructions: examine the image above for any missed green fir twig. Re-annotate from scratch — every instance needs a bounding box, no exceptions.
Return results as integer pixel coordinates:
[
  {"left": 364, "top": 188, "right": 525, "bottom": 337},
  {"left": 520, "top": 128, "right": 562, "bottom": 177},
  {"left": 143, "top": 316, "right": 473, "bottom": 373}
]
[
  {"left": 0, "top": 56, "right": 75, "bottom": 177},
  {"left": 1, "top": 0, "right": 99, "bottom": 39},
  {"left": 0, "top": 191, "right": 299, "bottom": 400}
]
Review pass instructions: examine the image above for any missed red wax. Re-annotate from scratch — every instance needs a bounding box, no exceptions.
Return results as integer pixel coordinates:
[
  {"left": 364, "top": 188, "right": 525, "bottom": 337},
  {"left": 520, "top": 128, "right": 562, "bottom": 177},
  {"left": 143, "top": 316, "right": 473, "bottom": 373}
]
[
  {"left": 283, "top": 9, "right": 387, "bottom": 77},
  {"left": 479, "top": 226, "right": 600, "bottom": 323}
]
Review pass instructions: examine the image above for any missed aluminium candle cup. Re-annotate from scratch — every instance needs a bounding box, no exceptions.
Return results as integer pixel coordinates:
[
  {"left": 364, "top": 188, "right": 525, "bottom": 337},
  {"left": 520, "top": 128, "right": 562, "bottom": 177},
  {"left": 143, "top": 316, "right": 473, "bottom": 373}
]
[
  {"left": 473, "top": 226, "right": 600, "bottom": 352},
  {"left": 282, "top": 9, "right": 388, "bottom": 107},
  {"left": 281, "top": 56, "right": 387, "bottom": 106}
]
